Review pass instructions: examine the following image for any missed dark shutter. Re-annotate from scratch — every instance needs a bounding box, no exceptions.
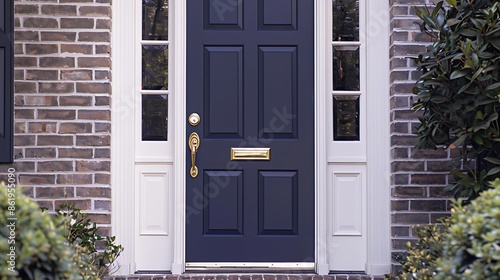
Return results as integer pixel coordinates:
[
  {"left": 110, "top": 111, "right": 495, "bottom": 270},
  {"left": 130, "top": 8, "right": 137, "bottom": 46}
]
[{"left": 0, "top": 0, "right": 13, "bottom": 163}]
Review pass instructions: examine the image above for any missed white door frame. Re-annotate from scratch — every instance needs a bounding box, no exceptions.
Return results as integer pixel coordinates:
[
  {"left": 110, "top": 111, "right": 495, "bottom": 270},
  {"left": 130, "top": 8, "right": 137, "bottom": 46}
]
[{"left": 111, "top": 0, "right": 390, "bottom": 275}]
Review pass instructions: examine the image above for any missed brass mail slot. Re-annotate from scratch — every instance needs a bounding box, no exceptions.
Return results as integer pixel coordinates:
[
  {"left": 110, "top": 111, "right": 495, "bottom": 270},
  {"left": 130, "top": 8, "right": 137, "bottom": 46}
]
[{"left": 230, "top": 148, "right": 270, "bottom": 161}]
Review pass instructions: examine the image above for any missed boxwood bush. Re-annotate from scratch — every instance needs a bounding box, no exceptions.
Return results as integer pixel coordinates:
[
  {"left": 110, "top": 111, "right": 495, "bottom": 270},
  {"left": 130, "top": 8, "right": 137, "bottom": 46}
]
[
  {"left": 435, "top": 179, "right": 500, "bottom": 279},
  {"left": 0, "top": 183, "right": 82, "bottom": 279}
]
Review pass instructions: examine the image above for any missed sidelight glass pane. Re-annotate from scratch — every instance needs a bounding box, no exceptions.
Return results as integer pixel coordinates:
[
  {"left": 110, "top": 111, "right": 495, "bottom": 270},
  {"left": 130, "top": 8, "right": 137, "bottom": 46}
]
[
  {"left": 333, "top": 46, "right": 360, "bottom": 91},
  {"left": 142, "top": 45, "right": 168, "bottom": 90},
  {"left": 142, "top": 0, "right": 169, "bottom": 40},
  {"left": 332, "top": 0, "right": 359, "bottom": 41},
  {"left": 333, "top": 96, "right": 359, "bottom": 141},
  {"left": 142, "top": 94, "right": 168, "bottom": 141}
]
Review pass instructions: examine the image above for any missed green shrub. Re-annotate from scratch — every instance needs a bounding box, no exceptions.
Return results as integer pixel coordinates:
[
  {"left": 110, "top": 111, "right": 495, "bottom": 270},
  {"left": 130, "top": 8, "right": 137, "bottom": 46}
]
[
  {"left": 0, "top": 183, "right": 82, "bottom": 279},
  {"left": 385, "top": 220, "right": 450, "bottom": 280},
  {"left": 435, "top": 179, "right": 500, "bottom": 279},
  {"left": 413, "top": 0, "right": 500, "bottom": 201},
  {"left": 55, "top": 204, "right": 124, "bottom": 278}
]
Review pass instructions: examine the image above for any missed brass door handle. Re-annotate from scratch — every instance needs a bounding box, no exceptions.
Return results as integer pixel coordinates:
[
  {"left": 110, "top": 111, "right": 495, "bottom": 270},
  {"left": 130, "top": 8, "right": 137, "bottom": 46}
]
[{"left": 188, "top": 132, "right": 200, "bottom": 178}]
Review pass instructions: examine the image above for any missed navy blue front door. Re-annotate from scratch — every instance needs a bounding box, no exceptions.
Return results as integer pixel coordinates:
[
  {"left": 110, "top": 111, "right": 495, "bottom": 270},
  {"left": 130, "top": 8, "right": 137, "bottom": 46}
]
[{"left": 186, "top": 0, "right": 315, "bottom": 263}]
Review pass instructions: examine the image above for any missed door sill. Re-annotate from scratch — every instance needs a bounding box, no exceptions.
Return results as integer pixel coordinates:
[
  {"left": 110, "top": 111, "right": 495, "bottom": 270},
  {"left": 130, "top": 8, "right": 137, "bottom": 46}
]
[{"left": 185, "top": 263, "right": 315, "bottom": 272}]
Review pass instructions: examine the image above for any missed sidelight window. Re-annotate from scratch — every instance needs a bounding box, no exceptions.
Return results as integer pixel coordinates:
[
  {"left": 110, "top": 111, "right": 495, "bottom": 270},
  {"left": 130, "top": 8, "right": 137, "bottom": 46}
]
[
  {"left": 140, "top": 0, "right": 169, "bottom": 142},
  {"left": 332, "top": 0, "right": 361, "bottom": 141}
]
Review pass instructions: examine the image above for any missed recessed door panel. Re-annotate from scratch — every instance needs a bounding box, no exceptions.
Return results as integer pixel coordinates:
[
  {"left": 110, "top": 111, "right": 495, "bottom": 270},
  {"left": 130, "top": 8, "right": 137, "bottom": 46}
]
[
  {"left": 259, "top": 171, "right": 298, "bottom": 235},
  {"left": 204, "top": 46, "right": 243, "bottom": 138},
  {"left": 259, "top": 0, "right": 297, "bottom": 30},
  {"left": 205, "top": 0, "right": 243, "bottom": 30},
  {"left": 203, "top": 171, "right": 243, "bottom": 235},
  {"left": 258, "top": 47, "right": 298, "bottom": 139}
]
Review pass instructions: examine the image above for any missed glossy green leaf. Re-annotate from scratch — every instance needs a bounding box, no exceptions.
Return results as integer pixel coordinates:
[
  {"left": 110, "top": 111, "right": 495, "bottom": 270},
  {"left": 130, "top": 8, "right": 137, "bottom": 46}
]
[
  {"left": 486, "top": 167, "right": 500, "bottom": 176},
  {"left": 484, "top": 157, "right": 500, "bottom": 164},
  {"left": 450, "top": 69, "right": 469, "bottom": 79},
  {"left": 445, "top": 0, "right": 457, "bottom": 8}
]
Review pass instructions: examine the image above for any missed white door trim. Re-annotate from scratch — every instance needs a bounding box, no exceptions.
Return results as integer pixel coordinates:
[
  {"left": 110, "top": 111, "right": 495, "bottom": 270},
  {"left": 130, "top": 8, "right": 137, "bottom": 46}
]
[{"left": 111, "top": 0, "right": 391, "bottom": 275}]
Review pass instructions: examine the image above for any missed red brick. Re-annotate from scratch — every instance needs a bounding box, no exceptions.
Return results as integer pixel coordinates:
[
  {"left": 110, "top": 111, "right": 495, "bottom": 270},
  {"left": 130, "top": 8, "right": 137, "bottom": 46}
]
[
  {"left": 38, "top": 109, "right": 76, "bottom": 120},
  {"left": 15, "top": 5, "right": 39, "bottom": 14},
  {"left": 78, "top": 110, "right": 110, "bottom": 120},
  {"left": 79, "top": 6, "right": 111, "bottom": 16},
  {"left": 24, "top": 96, "right": 58, "bottom": 106},
  {"left": 40, "top": 31, "right": 76, "bottom": 42},
  {"left": 95, "top": 44, "right": 110, "bottom": 54},
  {"left": 410, "top": 174, "right": 446, "bottom": 185},
  {"left": 410, "top": 200, "right": 447, "bottom": 211},
  {"left": 61, "top": 70, "right": 92, "bottom": 80},
  {"left": 59, "top": 96, "right": 93, "bottom": 106},
  {"left": 24, "top": 18, "right": 58, "bottom": 28},
  {"left": 59, "top": 148, "right": 93, "bottom": 159},
  {"left": 76, "top": 160, "right": 110, "bottom": 172},
  {"left": 26, "top": 70, "right": 59, "bottom": 80},
  {"left": 36, "top": 187, "right": 74, "bottom": 199},
  {"left": 96, "top": 19, "right": 111, "bottom": 30},
  {"left": 59, "top": 122, "right": 93, "bottom": 133},
  {"left": 60, "top": 18, "right": 94, "bottom": 29},
  {"left": 15, "top": 31, "right": 39, "bottom": 41},
  {"left": 392, "top": 186, "right": 426, "bottom": 198},
  {"left": 61, "top": 44, "right": 93, "bottom": 54},
  {"left": 26, "top": 44, "right": 58, "bottom": 55},
  {"left": 95, "top": 200, "right": 111, "bottom": 210},
  {"left": 41, "top": 5, "right": 77, "bottom": 16},
  {"left": 77, "top": 57, "right": 110, "bottom": 67},
  {"left": 14, "top": 57, "right": 37, "bottom": 67},
  {"left": 15, "top": 109, "right": 35, "bottom": 119},
  {"left": 55, "top": 199, "right": 91, "bottom": 210},
  {"left": 95, "top": 123, "right": 111, "bottom": 133},
  {"left": 38, "top": 161, "right": 74, "bottom": 172},
  {"left": 78, "top": 32, "right": 110, "bottom": 42},
  {"left": 95, "top": 173, "right": 110, "bottom": 184},
  {"left": 25, "top": 148, "right": 57, "bottom": 158},
  {"left": 76, "top": 186, "right": 111, "bottom": 198},
  {"left": 95, "top": 96, "right": 109, "bottom": 106},
  {"left": 392, "top": 213, "right": 429, "bottom": 224},
  {"left": 14, "top": 95, "right": 24, "bottom": 106},
  {"left": 39, "top": 57, "right": 75, "bottom": 68},
  {"left": 28, "top": 122, "right": 57, "bottom": 133},
  {"left": 86, "top": 213, "right": 111, "bottom": 224},
  {"left": 14, "top": 69, "right": 24, "bottom": 79},
  {"left": 14, "top": 82, "right": 37, "bottom": 93},
  {"left": 14, "top": 135, "right": 36, "bottom": 146},
  {"left": 76, "top": 82, "right": 110, "bottom": 93},
  {"left": 0, "top": 162, "right": 35, "bottom": 173},
  {"left": 14, "top": 122, "right": 26, "bottom": 133},
  {"left": 57, "top": 174, "right": 93, "bottom": 185},
  {"left": 19, "top": 174, "right": 56, "bottom": 185},
  {"left": 94, "top": 148, "right": 110, "bottom": 158},
  {"left": 38, "top": 135, "right": 74, "bottom": 146},
  {"left": 94, "top": 70, "right": 109, "bottom": 80},
  {"left": 76, "top": 135, "right": 110, "bottom": 146}
]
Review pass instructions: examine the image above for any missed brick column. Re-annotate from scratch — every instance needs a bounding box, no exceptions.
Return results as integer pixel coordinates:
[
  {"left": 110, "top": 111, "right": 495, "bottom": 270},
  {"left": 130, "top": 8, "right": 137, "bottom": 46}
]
[
  {"left": 389, "top": 0, "right": 454, "bottom": 273},
  {"left": 0, "top": 0, "right": 112, "bottom": 233}
]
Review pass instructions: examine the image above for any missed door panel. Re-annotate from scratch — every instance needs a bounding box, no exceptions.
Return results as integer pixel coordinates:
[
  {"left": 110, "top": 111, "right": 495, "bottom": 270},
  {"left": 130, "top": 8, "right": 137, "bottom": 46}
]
[
  {"left": 259, "top": 0, "right": 297, "bottom": 29},
  {"left": 203, "top": 171, "right": 243, "bottom": 235},
  {"left": 258, "top": 47, "right": 298, "bottom": 138},
  {"left": 204, "top": 46, "right": 243, "bottom": 138},
  {"left": 258, "top": 171, "right": 298, "bottom": 235},
  {"left": 187, "top": 0, "right": 314, "bottom": 263}
]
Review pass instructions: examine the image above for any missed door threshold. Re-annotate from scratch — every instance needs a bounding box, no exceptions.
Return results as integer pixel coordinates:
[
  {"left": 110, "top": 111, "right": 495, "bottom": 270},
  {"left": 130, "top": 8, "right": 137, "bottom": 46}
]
[{"left": 185, "top": 263, "right": 315, "bottom": 273}]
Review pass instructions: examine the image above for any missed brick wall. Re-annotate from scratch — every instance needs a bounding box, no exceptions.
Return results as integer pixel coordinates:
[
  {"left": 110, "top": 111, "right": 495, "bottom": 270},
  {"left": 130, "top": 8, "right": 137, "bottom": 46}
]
[
  {"left": 389, "top": 0, "right": 456, "bottom": 273},
  {"left": 0, "top": 0, "right": 112, "bottom": 233}
]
